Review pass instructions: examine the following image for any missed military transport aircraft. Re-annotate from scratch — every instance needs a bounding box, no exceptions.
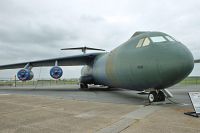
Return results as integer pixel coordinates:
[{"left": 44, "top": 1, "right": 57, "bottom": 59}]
[{"left": 0, "top": 31, "right": 198, "bottom": 103}]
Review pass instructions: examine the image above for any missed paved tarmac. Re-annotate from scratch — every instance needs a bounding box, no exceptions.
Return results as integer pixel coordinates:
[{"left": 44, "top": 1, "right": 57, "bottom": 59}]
[
  {"left": 0, "top": 84, "right": 200, "bottom": 133},
  {"left": 0, "top": 84, "right": 198, "bottom": 105}
]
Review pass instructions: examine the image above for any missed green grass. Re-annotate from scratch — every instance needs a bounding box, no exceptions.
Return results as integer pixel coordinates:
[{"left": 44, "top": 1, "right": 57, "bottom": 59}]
[
  {"left": 0, "top": 79, "right": 79, "bottom": 86},
  {"left": 180, "top": 77, "right": 200, "bottom": 85}
]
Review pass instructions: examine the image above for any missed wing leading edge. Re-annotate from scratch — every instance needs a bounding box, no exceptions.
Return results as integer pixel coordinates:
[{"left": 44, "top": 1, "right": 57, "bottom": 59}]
[
  {"left": 0, "top": 53, "right": 103, "bottom": 70},
  {"left": 194, "top": 59, "right": 200, "bottom": 63}
]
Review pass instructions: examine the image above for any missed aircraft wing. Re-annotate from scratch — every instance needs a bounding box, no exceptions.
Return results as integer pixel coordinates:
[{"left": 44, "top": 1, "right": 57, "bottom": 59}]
[
  {"left": 194, "top": 59, "right": 200, "bottom": 63},
  {"left": 0, "top": 53, "right": 103, "bottom": 70}
]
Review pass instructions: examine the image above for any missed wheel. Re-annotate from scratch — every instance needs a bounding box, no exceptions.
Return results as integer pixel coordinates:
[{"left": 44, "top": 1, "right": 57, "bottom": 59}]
[
  {"left": 148, "top": 91, "right": 158, "bottom": 103},
  {"left": 80, "top": 83, "right": 88, "bottom": 90},
  {"left": 157, "top": 91, "right": 165, "bottom": 101},
  {"left": 85, "top": 84, "right": 88, "bottom": 88}
]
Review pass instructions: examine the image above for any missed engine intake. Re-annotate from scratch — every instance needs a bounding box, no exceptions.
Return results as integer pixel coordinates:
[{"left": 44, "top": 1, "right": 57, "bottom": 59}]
[
  {"left": 17, "top": 69, "right": 34, "bottom": 81},
  {"left": 50, "top": 66, "right": 63, "bottom": 79}
]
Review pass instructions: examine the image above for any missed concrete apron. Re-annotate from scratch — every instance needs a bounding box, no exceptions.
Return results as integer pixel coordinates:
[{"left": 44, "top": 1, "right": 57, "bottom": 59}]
[{"left": 96, "top": 105, "right": 160, "bottom": 133}]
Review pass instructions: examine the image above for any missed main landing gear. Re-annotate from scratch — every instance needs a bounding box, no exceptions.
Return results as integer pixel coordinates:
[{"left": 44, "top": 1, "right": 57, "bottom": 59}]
[
  {"left": 148, "top": 90, "right": 165, "bottom": 103},
  {"left": 79, "top": 83, "right": 88, "bottom": 90}
]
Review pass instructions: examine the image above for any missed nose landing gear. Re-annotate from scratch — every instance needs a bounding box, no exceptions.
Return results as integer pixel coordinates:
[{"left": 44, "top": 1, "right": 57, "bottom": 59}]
[{"left": 148, "top": 90, "right": 166, "bottom": 103}]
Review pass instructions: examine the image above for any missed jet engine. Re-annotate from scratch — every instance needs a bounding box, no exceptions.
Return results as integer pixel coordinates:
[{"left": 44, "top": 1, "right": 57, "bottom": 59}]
[
  {"left": 50, "top": 66, "right": 63, "bottom": 79},
  {"left": 17, "top": 69, "right": 34, "bottom": 81}
]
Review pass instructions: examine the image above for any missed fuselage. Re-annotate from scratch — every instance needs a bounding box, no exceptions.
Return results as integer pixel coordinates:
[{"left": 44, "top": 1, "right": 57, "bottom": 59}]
[{"left": 81, "top": 32, "right": 194, "bottom": 91}]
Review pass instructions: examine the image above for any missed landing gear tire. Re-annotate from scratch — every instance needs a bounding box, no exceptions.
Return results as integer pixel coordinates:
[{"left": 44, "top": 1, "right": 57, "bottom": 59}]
[
  {"left": 148, "top": 90, "right": 166, "bottom": 103},
  {"left": 80, "top": 83, "right": 88, "bottom": 90},
  {"left": 157, "top": 91, "right": 165, "bottom": 101},
  {"left": 148, "top": 91, "right": 158, "bottom": 103}
]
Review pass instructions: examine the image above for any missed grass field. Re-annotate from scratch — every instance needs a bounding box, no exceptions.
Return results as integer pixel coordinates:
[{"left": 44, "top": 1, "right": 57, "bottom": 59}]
[
  {"left": 0, "top": 79, "right": 79, "bottom": 87},
  {"left": 180, "top": 76, "right": 200, "bottom": 85}
]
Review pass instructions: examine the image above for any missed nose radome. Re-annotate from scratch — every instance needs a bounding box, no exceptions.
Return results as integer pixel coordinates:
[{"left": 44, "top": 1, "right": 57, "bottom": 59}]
[{"left": 158, "top": 43, "right": 194, "bottom": 88}]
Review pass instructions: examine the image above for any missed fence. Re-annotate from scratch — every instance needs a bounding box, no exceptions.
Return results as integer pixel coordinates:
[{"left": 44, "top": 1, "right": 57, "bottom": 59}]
[{"left": 0, "top": 79, "right": 79, "bottom": 88}]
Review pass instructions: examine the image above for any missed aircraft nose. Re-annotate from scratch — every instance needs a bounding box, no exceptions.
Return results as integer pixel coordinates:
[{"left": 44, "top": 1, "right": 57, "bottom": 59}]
[{"left": 158, "top": 43, "right": 194, "bottom": 88}]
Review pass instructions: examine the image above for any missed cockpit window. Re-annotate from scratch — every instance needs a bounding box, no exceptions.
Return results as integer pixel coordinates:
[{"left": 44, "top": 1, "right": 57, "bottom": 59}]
[
  {"left": 143, "top": 38, "right": 150, "bottom": 46},
  {"left": 150, "top": 36, "right": 166, "bottom": 43},
  {"left": 136, "top": 37, "right": 150, "bottom": 48},
  {"left": 165, "top": 36, "right": 175, "bottom": 41},
  {"left": 136, "top": 38, "right": 145, "bottom": 48}
]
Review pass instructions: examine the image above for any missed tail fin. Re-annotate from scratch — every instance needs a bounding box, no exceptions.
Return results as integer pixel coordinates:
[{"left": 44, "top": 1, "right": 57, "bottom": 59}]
[{"left": 61, "top": 46, "right": 106, "bottom": 54}]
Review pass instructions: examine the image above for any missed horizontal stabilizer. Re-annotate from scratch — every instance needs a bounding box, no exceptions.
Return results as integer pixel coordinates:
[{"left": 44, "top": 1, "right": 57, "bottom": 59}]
[{"left": 61, "top": 46, "right": 105, "bottom": 54}]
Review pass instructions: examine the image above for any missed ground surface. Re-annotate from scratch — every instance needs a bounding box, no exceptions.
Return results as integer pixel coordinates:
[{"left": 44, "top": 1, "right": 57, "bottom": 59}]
[{"left": 0, "top": 84, "right": 200, "bottom": 133}]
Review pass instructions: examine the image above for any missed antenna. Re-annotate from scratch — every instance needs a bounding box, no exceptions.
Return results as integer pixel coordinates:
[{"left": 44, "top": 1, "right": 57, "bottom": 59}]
[{"left": 61, "top": 46, "right": 106, "bottom": 54}]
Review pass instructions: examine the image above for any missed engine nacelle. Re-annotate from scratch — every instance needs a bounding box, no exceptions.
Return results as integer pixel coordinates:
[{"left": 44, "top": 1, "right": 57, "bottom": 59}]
[
  {"left": 50, "top": 66, "right": 63, "bottom": 79},
  {"left": 17, "top": 69, "right": 34, "bottom": 81}
]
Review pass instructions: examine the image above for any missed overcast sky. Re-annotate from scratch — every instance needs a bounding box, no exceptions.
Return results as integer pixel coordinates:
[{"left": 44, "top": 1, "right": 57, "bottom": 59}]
[{"left": 0, "top": 0, "right": 200, "bottom": 79}]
